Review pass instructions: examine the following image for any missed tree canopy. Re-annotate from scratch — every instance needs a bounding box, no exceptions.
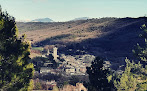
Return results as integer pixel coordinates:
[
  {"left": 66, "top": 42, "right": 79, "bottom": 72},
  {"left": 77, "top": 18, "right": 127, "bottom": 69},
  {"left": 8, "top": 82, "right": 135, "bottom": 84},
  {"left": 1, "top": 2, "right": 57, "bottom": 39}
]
[
  {"left": 86, "top": 57, "right": 114, "bottom": 91},
  {"left": 133, "top": 24, "right": 147, "bottom": 66},
  {"left": 0, "top": 6, "right": 34, "bottom": 91},
  {"left": 113, "top": 24, "right": 147, "bottom": 91}
]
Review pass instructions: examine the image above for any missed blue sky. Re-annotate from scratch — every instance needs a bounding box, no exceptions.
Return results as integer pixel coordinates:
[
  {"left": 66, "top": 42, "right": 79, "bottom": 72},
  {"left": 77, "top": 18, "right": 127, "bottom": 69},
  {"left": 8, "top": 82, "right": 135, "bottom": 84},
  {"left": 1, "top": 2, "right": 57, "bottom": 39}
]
[{"left": 1, "top": 0, "right": 147, "bottom": 22}]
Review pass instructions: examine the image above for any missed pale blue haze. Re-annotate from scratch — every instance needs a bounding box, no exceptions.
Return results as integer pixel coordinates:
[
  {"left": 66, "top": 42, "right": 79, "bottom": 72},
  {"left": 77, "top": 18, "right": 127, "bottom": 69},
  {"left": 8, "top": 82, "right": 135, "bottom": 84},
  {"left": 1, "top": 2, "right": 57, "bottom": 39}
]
[{"left": 1, "top": 0, "right": 147, "bottom": 22}]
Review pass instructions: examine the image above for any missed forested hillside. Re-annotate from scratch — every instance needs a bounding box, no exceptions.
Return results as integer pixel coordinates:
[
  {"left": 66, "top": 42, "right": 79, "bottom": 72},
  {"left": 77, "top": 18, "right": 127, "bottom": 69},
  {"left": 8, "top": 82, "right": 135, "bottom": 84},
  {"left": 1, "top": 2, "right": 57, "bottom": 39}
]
[{"left": 17, "top": 17, "right": 147, "bottom": 66}]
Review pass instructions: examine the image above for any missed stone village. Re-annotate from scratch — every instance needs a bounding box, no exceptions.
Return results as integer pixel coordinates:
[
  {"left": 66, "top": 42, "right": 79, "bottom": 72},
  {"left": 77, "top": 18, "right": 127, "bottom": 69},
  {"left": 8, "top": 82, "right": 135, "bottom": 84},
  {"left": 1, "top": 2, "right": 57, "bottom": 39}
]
[
  {"left": 34, "top": 47, "right": 95, "bottom": 76},
  {"left": 32, "top": 47, "right": 96, "bottom": 90}
]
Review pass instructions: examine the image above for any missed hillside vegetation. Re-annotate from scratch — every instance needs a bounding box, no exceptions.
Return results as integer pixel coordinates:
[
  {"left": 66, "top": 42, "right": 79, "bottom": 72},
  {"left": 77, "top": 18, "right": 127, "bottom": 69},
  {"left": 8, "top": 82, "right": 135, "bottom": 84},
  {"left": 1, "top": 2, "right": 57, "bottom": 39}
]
[{"left": 17, "top": 17, "right": 147, "bottom": 65}]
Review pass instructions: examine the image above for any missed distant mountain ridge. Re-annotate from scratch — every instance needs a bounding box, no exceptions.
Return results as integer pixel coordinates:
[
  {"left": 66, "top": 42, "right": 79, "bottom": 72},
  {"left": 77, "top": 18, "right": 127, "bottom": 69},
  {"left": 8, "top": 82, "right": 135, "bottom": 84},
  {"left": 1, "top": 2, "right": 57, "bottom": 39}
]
[
  {"left": 71, "top": 17, "right": 90, "bottom": 21},
  {"left": 31, "top": 18, "right": 54, "bottom": 22}
]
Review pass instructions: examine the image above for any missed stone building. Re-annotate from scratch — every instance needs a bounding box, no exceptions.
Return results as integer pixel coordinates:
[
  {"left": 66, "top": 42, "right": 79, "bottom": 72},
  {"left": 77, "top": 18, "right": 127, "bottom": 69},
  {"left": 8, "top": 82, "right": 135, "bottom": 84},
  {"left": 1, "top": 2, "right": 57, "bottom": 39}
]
[
  {"left": 42, "top": 47, "right": 59, "bottom": 62},
  {"left": 79, "top": 67, "right": 87, "bottom": 73},
  {"left": 52, "top": 47, "right": 59, "bottom": 60},
  {"left": 40, "top": 67, "right": 51, "bottom": 73},
  {"left": 65, "top": 67, "right": 75, "bottom": 74}
]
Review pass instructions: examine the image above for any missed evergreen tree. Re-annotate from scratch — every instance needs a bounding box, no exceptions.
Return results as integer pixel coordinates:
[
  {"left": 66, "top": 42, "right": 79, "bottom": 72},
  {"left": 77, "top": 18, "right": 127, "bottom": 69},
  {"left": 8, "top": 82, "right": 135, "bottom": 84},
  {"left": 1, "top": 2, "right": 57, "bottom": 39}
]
[
  {"left": 132, "top": 24, "right": 147, "bottom": 66},
  {"left": 114, "top": 58, "right": 147, "bottom": 91},
  {"left": 114, "top": 58, "right": 137, "bottom": 91},
  {"left": 131, "top": 24, "right": 147, "bottom": 91},
  {"left": 0, "top": 7, "right": 34, "bottom": 91},
  {"left": 86, "top": 57, "right": 114, "bottom": 91},
  {"left": 113, "top": 23, "right": 147, "bottom": 91}
]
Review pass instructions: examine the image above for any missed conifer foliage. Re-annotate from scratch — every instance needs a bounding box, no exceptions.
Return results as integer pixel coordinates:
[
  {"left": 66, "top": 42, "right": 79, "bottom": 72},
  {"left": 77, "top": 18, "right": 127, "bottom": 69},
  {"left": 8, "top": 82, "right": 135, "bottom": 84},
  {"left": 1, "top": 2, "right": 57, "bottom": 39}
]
[
  {"left": 86, "top": 57, "right": 113, "bottom": 91},
  {"left": 133, "top": 24, "right": 147, "bottom": 66},
  {"left": 0, "top": 7, "right": 34, "bottom": 91},
  {"left": 113, "top": 24, "right": 147, "bottom": 91},
  {"left": 114, "top": 58, "right": 137, "bottom": 91}
]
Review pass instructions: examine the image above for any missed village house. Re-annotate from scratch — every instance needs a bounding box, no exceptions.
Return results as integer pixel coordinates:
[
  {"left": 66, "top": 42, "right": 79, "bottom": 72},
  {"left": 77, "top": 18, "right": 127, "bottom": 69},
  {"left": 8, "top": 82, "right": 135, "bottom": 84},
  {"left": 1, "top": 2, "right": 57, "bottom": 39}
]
[{"left": 40, "top": 67, "right": 51, "bottom": 73}]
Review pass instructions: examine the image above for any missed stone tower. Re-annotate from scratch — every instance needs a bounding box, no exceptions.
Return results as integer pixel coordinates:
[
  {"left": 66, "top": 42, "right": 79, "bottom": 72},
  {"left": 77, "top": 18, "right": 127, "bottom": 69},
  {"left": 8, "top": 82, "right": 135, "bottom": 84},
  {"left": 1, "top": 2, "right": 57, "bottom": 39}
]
[
  {"left": 47, "top": 49, "right": 50, "bottom": 55},
  {"left": 53, "top": 47, "right": 59, "bottom": 60}
]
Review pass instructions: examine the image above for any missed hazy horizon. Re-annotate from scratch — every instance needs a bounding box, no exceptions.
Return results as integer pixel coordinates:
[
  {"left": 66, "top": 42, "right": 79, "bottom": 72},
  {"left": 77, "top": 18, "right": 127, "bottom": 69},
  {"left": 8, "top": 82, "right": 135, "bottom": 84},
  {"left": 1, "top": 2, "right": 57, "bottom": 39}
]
[{"left": 1, "top": 0, "right": 147, "bottom": 22}]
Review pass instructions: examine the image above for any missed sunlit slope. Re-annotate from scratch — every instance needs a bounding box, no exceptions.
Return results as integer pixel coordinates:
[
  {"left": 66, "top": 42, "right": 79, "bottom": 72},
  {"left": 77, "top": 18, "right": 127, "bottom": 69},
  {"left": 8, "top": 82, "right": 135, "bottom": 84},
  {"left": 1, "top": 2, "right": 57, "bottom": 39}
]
[{"left": 17, "top": 17, "right": 147, "bottom": 62}]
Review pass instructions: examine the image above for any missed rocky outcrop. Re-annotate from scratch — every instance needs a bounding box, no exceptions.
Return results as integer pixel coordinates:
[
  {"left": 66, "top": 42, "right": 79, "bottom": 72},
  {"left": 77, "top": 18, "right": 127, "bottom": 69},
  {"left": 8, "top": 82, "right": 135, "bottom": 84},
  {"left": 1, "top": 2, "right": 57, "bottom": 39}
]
[{"left": 60, "top": 83, "right": 87, "bottom": 91}]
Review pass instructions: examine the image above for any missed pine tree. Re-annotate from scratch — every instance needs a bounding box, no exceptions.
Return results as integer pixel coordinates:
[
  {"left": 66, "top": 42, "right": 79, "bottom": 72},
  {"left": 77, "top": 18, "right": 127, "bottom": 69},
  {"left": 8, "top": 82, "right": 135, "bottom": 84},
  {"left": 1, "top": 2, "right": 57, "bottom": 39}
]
[
  {"left": 114, "top": 58, "right": 137, "bottom": 91},
  {"left": 132, "top": 24, "right": 147, "bottom": 66},
  {"left": 113, "top": 57, "right": 147, "bottom": 91},
  {"left": 86, "top": 57, "right": 114, "bottom": 91},
  {"left": 0, "top": 6, "right": 34, "bottom": 91},
  {"left": 131, "top": 24, "right": 147, "bottom": 91}
]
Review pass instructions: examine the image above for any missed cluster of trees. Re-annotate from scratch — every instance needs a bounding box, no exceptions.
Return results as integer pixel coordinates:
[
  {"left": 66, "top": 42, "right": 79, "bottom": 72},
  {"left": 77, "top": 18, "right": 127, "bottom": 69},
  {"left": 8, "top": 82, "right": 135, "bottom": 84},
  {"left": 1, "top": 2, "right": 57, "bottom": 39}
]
[
  {"left": 31, "top": 56, "right": 58, "bottom": 71},
  {"left": 86, "top": 57, "right": 114, "bottom": 91},
  {"left": 0, "top": 7, "right": 34, "bottom": 90},
  {"left": 113, "top": 58, "right": 147, "bottom": 91},
  {"left": 86, "top": 24, "right": 147, "bottom": 91}
]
